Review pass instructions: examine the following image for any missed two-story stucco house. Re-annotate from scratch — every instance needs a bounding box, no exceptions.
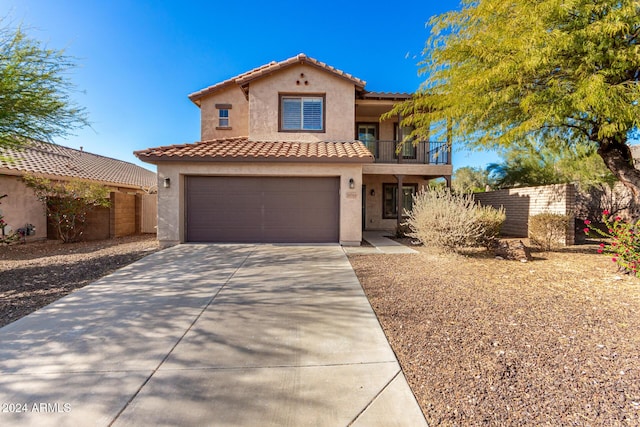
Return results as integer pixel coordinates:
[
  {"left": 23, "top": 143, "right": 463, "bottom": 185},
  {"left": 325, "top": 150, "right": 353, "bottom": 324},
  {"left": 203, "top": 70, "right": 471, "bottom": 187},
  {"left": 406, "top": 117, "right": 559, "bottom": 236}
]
[{"left": 135, "top": 54, "right": 452, "bottom": 247}]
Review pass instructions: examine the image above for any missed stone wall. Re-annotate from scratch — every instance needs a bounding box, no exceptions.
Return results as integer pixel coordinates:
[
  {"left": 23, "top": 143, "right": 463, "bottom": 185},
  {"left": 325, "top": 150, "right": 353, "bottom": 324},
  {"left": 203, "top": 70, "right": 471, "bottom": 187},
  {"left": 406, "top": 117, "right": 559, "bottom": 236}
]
[{"left": 474, "top": 184, "right": 576, "bottom": 245}]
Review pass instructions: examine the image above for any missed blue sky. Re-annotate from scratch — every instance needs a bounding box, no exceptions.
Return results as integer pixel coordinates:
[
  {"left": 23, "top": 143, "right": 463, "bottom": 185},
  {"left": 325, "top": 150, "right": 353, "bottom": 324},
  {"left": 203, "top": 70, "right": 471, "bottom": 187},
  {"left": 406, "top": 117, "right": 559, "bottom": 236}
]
[{"left": 4, "top": 0, "right": 500, "bottom": 172}]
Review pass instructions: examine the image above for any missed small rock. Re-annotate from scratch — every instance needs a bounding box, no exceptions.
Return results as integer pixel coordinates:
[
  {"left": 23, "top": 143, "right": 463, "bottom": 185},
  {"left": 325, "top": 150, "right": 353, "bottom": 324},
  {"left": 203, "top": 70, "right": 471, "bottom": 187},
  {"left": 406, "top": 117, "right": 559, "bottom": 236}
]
[{"left": 491, "top": 240, "right": 533, "bottom": 262}]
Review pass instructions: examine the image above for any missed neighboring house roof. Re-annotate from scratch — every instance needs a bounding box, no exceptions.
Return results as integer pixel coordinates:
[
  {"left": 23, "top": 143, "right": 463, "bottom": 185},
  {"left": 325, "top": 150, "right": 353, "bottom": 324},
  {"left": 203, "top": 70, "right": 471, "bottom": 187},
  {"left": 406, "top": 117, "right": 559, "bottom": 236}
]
[
  {"left": 188, "top": 53, "right": 367, "bottom": 105},
  {"left": 0, "top": 140, "right": 157, "bottom": 190},
  {"left": 360, "top": 92, "right": 412, "bottom": 100},
  {"left": 134, "top": 137, "right": 374, "bottom": 164}
]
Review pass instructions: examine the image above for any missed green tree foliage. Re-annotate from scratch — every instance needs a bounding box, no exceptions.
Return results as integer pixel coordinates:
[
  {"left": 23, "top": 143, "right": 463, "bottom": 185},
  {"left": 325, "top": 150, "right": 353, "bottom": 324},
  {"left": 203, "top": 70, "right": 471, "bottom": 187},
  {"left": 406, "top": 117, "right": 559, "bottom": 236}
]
[
  {"left": 452, "top": 166, "right": 492, "bottom": 193},
  {"left": 23, "top": 175, "right": 110, "bottom": 243},
  {"left": 389, "top": 0, "right": 640, "bottom": 198},
  {"left": 0, "top": 20, "right": 88, "bottom": 149},
  {"left": 488, "top": 138, "right": 616, "bottom": 189}
]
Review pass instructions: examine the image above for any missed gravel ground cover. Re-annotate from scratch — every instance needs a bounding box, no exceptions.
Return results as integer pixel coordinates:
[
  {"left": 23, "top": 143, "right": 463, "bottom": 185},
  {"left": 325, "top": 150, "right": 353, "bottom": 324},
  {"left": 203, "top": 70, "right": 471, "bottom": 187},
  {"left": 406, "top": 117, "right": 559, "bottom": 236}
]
[
  {"left": 349, "top": 242, "right": 640, "bottom": 426},
  {"left": 0, "top": 235, "right": 159, "bottom": 328},
  {"left": 2, "top": 235, "right": 639, "bottom": 425}
]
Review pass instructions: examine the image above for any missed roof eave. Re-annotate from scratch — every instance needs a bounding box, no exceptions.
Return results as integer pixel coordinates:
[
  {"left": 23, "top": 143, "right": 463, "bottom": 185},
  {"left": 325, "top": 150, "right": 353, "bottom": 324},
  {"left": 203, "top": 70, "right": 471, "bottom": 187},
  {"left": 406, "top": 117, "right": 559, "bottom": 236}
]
[
  {"left": 134, "top": 155, "right": 373, "bottom": 164},
  {"left": 236, "top": 59, "right": 366, "bottom": 90},
  {"left": 187, "top": 54, "right": 367, "bottom": 104}
]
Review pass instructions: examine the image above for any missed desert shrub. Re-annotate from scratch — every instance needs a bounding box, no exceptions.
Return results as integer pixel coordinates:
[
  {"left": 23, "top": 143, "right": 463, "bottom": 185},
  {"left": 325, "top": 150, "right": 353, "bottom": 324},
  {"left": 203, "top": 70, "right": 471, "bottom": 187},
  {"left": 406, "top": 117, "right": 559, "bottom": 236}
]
[
  {"left": 405, "top": 188, "right": 505, "bottom": 252},
  {"left": 528, "top": 213, "right": 571, "bottom": 250},
  {"left": 475, "top": 204, "right": 507, "bottom": 247},
  {"left": 394, "top": 223, "right": 411, "bottom": 238},
  {"left": 23, "top": 175, "right": 111, "bottom": 243}
]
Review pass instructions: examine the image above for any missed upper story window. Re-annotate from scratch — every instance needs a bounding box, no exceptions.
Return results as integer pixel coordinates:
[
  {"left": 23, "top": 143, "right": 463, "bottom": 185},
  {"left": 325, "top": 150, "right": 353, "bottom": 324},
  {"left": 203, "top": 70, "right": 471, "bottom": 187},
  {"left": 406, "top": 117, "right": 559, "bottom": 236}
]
[
  {"left": 219, "top": 109, "right": 229, "bottom": 127},
  {"left": 279, "top": 94, "right": 325, "bottom": 132},
  {"left": 215, "top": 104, "right": 231, "bottom": 129},
  {"left": 394, "top": 123, "right": 416, "bottom": 159}
]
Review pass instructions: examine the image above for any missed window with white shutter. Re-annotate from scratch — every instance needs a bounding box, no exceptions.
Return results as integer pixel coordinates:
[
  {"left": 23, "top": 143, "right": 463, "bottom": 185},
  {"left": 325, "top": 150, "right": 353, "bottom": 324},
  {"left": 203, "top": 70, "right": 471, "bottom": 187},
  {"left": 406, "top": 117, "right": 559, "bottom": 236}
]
[{"left": 280, "top": 95, "right": 325, "bottom": 132}]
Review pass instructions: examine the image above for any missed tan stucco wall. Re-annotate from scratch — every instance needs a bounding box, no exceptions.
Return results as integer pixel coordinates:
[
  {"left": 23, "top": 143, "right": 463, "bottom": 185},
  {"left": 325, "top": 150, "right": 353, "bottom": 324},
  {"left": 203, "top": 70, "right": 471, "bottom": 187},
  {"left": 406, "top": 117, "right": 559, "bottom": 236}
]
[
  {"left": 248, "top": 64, "right": 355, "bottom": 141},
  {"left": 362, "top": 175, "right": 430, "bottom": 231},
  {"left": 156, "top": 162, "right": 363, "bottom": 246},
  {"left": 200, "top": 85, "right": 249, "bottom": 141},
  {"left": 0, "top": 175, "right": 46, "bottom": 242}
]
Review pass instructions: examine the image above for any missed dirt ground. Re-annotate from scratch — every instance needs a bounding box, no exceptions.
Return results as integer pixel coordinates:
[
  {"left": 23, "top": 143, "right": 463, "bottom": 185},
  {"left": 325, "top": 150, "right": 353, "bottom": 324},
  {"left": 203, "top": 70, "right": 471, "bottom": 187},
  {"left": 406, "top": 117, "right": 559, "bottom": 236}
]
[
  {"left": 349, "top": 241, "right": 640, "bottom": 426},
  {"left": 2, "top": 235, "right": 639, "bottom": 425},
  {"left": 0, "top": 235, "right": 159, "bottom": 328}
]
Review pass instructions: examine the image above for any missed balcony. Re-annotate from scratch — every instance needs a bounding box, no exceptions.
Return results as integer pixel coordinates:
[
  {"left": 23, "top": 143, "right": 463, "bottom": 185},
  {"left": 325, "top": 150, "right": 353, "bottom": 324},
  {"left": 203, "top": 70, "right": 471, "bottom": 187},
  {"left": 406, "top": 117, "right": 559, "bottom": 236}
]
[{"left": 359, "top": 140, "right": 451, "bottom": 165}]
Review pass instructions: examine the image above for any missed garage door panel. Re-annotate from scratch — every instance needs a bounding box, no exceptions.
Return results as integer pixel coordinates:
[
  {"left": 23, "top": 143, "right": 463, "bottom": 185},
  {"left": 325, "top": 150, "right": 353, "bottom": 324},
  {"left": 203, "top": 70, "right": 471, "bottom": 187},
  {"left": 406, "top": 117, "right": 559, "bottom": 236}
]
[{"left": 186, "top": 176, "right": 339, "bottom": 243}]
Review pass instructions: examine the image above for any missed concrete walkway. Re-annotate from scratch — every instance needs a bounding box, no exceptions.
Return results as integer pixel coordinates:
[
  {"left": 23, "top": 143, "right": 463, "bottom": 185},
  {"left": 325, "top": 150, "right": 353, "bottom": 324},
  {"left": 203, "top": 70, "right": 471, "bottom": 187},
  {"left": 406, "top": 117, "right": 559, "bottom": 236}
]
[
  {"left": 343, "top": 231, "right": 419, "bottom": 255},
  {"left": 0, "top": 244, "right": 426, "bottom": 426}
]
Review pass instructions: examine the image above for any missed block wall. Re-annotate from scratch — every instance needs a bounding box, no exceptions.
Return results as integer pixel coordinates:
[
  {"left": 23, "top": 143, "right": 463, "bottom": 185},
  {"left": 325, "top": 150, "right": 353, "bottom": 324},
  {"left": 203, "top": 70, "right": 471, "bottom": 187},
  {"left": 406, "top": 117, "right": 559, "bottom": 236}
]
[
  {"left": 474, "top": 183, "right": 576, "bottom": 245},
  {"left": 110, "top": 192, "right": 137, "bottom": 238}
]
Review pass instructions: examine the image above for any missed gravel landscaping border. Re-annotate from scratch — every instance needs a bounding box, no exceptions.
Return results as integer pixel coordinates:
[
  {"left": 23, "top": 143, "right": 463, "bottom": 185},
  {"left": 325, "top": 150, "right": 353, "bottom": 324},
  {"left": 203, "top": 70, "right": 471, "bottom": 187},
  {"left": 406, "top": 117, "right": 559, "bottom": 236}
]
[
  {"left": 0, "top": 235, "right": 159, "bottom": 328},
  {"left": 349, "top": 243, "right": 640, "bottom": 425}
]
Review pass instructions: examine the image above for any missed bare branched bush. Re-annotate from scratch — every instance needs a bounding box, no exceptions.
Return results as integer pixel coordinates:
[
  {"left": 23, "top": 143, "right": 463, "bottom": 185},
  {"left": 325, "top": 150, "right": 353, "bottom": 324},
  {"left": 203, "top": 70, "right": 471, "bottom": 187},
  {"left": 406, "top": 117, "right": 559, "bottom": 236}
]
[
  {"left": 406, "top": 188, "right": 505, "bottom": 252},
  {"left": 475, "top": 204, "right": 507, "bottom": 248}
]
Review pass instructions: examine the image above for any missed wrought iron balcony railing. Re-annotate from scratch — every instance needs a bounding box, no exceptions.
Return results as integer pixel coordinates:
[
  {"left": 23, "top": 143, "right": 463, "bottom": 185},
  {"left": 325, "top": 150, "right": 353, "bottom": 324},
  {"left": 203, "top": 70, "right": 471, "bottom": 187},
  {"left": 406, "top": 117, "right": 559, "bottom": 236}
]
[{"left": 359, "top": 140, "right": 451, "bottom": 165}]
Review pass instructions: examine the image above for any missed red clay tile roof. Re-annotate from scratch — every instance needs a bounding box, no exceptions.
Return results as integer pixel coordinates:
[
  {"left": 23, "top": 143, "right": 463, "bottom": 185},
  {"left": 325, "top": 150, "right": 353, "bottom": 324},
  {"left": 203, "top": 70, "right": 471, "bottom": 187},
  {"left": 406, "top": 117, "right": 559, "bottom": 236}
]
[
  {"left": 0, "top": 140, "right": 157, "bottom": 190},
  {"left": 134, "top": 138, "right": 374, "bottom": 164},
  {"left": 188, "top": 54, "right": 367, "bottom": 105}
]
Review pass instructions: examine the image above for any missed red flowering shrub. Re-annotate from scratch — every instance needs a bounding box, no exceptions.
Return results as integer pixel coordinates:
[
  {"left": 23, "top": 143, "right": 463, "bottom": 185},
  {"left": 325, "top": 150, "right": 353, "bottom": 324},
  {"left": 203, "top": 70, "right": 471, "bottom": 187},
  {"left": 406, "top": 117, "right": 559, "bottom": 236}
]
[{"left": 585, "top": 211, "right": 640, "bottom": 276}]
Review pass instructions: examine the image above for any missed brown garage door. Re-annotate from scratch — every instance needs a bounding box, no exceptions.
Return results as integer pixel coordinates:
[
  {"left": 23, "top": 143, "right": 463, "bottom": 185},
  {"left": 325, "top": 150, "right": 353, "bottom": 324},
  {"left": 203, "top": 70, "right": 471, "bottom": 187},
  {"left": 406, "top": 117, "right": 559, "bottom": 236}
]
[{"left": 185, "top": 176, "right": 340, "bottom": 243}]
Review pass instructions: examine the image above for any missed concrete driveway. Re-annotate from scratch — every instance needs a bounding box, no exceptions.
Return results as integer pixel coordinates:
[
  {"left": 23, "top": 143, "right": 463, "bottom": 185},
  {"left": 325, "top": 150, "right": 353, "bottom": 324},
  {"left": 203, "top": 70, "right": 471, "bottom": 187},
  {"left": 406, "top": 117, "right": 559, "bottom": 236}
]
[{"left": 0, "top": 244, "right": 427, "bottom": 426}]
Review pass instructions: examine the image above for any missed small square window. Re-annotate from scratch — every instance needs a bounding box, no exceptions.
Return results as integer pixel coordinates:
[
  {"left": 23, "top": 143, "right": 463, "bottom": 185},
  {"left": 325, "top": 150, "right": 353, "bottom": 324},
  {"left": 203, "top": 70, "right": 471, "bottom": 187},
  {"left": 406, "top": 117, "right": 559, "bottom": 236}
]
[{"left": 218, "top": 109, "right": 229, "bottom": 128}]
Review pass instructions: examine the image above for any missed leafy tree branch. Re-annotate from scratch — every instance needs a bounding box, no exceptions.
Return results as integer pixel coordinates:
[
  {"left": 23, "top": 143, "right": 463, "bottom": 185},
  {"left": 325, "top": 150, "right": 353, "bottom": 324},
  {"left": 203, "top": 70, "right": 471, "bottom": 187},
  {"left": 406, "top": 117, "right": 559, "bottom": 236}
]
[
  {"left": 0, "top": 19, "right": 88, "bottom": 149},
  {"left": 23, "top": 175, "right": 110, "bottom": 243},
  {"left": 386, "top": 0, "right": 640, "bottom": 199}
]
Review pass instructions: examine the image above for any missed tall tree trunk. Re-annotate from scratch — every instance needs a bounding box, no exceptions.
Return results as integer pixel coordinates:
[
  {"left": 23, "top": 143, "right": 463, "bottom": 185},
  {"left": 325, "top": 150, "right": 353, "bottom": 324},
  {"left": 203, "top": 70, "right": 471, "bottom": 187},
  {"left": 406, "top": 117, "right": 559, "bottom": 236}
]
[{"left": 597, "top": 135, "right": 640, "bottom": 203}]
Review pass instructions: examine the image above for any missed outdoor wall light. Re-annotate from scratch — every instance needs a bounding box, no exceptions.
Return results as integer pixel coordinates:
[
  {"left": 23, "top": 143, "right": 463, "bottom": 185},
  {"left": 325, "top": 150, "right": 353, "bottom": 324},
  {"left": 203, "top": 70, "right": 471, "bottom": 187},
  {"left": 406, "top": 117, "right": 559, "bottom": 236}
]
[
  {"left": 370, "top": 189, "right": 375, "bottom": 197},
  {"left": 163, "top": 177, "right": 171, "bottom": 188},
  {"left": 349, "top": 178, "right": 355, "bottom": 189}
]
